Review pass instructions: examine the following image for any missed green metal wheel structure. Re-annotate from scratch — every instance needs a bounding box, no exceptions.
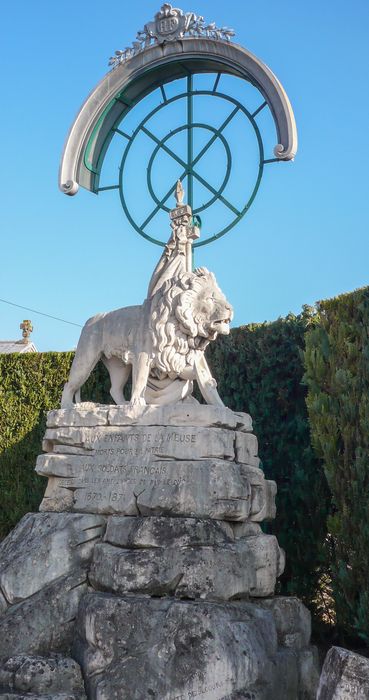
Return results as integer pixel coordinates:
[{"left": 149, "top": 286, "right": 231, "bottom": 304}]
[
  {"left": 59, "top": 14, "right": 297, "bottom": 249},
  {"left": 108, "top": 75, "right": 270, "bottom": 248}
]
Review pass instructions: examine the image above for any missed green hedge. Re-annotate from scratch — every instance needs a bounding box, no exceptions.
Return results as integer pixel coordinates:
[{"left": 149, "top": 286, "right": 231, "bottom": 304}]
[
  {"left": 0, "top": 352, "right": 110, "bottom": 538},
  {"left": 0, "top": 352, "right": 73, "bottom": 537},
  {"left": 304, "top": 286, "right": 369, "bottom": 643},
  {"left": 207, "top": 312, "right": 330, "bottom": 622}
]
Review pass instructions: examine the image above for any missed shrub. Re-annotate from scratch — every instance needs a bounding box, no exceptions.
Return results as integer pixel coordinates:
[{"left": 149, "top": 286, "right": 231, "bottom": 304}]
[
  {"left": 304, "top": 286, "right": 369, "bottom": 643},
  {"left": 0, "top": 352, "right": 73, "bottom": 537},
  {"left": 207, "top": 313, "right": 330, "bottom": 620},
  {"left": 0, "top": 352, "right": 111, "bottom": 538}
]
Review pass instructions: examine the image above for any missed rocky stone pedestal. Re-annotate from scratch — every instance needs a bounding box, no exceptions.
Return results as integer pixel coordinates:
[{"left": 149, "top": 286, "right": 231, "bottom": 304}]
[{"left": 0, "top": 403, "right": 319, "bottom": 698}]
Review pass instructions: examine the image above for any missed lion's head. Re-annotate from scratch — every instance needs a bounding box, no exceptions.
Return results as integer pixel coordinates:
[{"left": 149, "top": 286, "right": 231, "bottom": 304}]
[{"left": 150, "top": 268, "right": 233, "bottom": 378}]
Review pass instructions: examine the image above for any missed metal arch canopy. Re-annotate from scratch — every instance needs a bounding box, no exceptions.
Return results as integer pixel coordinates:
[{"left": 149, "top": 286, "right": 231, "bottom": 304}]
[{"left": 59, "top": 38, "right": 297, "bottom": 196}]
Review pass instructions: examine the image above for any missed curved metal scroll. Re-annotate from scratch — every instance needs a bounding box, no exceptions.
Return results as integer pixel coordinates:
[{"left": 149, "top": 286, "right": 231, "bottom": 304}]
[{"left": 59, "top": 38, "right": 298, "bottom": 196}]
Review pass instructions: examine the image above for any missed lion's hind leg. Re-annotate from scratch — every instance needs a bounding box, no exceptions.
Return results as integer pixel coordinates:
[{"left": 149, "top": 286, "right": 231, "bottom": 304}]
[
  {"left": 61, "top": 347, "right": 102, "bottom": 408},
  {"left": 102, "top": 356, "right": 131, "bottom": 405}
]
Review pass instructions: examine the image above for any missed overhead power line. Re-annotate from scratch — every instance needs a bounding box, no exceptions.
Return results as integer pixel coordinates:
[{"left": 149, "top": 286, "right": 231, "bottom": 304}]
[{"left": 0, "top": 297, "right": 82, "bottom": 328}]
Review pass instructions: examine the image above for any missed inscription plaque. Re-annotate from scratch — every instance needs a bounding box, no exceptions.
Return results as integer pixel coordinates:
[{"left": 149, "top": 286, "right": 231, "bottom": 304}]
[{"left": 37, "top": 410, "right": 276, "bottom": 522}]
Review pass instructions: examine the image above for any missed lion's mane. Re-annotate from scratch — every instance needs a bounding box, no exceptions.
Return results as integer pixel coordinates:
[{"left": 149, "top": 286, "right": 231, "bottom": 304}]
[{"left": 149, "top": 268, "right": 219, "bottom": 379}]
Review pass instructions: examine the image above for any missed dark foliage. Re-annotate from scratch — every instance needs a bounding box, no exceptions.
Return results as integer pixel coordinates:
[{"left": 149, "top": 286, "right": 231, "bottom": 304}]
[
  {"left": 206, "top": 312, "right": 330, "bottom": 623},
  {"left": 304, "top": 286, "right": 369, "bottom": 643}
]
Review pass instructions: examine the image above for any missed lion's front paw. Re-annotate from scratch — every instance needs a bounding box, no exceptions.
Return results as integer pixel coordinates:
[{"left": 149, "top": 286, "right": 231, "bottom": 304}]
[{"left": 129, "top": 397, "right": 147, "bottom": 407}]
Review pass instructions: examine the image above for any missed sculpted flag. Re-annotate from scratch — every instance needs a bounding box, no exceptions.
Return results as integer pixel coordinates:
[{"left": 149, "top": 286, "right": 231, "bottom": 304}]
[{"left": 147, "top": 181, "right": 200, "bottom": 297}]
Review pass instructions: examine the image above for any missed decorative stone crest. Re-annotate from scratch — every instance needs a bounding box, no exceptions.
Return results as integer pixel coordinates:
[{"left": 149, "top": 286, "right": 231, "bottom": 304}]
[
  {"left": 151, "top": 3, "right": 189, "bottom": 42},
  {"left": 109, "top": 4, "right": 235, "bottom": 69}
]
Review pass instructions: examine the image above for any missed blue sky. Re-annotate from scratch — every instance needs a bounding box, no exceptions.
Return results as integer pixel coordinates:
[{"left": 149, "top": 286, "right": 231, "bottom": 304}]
[{"left": 1, "top": 0, "right": 368, "bottom": 351}]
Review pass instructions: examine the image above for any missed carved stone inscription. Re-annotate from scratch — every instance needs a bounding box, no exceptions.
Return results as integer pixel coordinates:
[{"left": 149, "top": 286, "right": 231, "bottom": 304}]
[
  {"left": 170, "top": 677, "right": 235, "bottom": 700},
  {"left": 44, "top": 425, "right": 235, "bottom": 462},
  {"left": 36, "top": 419, "right": 280, "bottom": 520},
  {"left": 74, "top": 457, "right": 193, "bottom": 513},
  {"left": 37, "top": 422, "right": 278, "bottom": 520},
  {"left": 37, "top": 446, "right": 252, "bottom": 520}
]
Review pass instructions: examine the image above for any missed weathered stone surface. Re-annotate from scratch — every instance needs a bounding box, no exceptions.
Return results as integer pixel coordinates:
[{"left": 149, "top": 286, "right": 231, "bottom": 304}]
[
  {"left": 230, "top": 521, "right": 262, "bottom": 538},
  {"left": 37, "top": 456, "right": 254, "bottom": 521},
  {"left": 104, "top": 515, "right": 235, "bottom": 548},
  {"left": 0, "top": 694, "right": 81, "bottom": 699},
  {"left": 317, "top": 646, "right": 369, "bottom": 700},
  {"left": 240, "top": 464, "right": 277, "bottom": 521},
  {"left": 0, "top": 592, "right": 7, "bottom": 615},
  {"left": 257, "top": 596, "right": 312, "bottom": 650},
  {"left": 299, "top": 647, "right": 321, "bottom": 699},
  {"left": 235, "top": 432, "right": 260, "bottom": 467},
  {"left": 90, "top": 528, "right": 284, "bottom": 599},
  {"left": 42, "top": 425, "right": 235, "bottom": 461},
  {"left": 0, "top": 655, "right": 85, "bottom": 696},
  {"left": 74, "top": 593, "right": 316, "bottom": 700},
  {"left": 0, "top": 571, "right": 87, "bottom": 657},
  {"left": 37, "top": 411, "right": 280, "bottom": 522},
  {"left": 47, "top": 403, "right": 253, "bottom": 432},
  {"left": 108, "top": 403, "right": 253, "bottom": 432},
  {"left": 0, "top": 513, "right": 105, "bottom": 605},
  {"left": 47, "top": 405, "right": 109, "bottom": 428}
]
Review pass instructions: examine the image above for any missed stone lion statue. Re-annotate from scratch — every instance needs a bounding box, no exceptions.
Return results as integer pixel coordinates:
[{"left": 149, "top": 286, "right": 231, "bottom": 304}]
[{"left": 61, "top": 267, "right": 233, "bottom": 408}]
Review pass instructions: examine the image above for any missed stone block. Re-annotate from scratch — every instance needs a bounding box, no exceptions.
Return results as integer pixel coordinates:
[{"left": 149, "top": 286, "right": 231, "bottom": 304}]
[
  {"left": 108, "top": 403, "right": 253, "bottom": 432},
  {"left": 0, "top": 655, "right": 85, "bottom": 696},
  {"left": 257, "top": 597, "right": 312, "bottom": 650},
  {"left": 0, "top": 571, "right": 87, "bottom": 657},
  {"left": 46, "top": 403, "right": 252, "bottom": 432},
  {"left": 90, "top": 529, "right": 284, "bottom": 599},
  {"left": 235, "top": 432, "right": 260, "bottom": 467},
  {"left": 230, "top": 521, "right": 262, "bottom": 538},
  {"left": 42, "top": 425, "right": 235, "bottom": 462},
  {"left": 268, "top": 649, "right": 299, "bottom": 700},
  {"left": 104, "top": 515, "right": 235, "bottom": 548},
  {"left": 73, "top": 593, "right": 290, "bottom": 700},
  {"left": 37, "top": 415, "right": 278, "bottom": 525},
  {"left": 317, "top": 646, "right": 369, "bottom": 700},
  {"left": 47, "top": 405, "right": 109, "bottom": 428},
  {"left": 240, "top": 464, "right": 277, "bottom": 521},
  {"left": 298, "top": 647, "right": 320, "bottom": 699},
  {"left": 0, "top": 513, "right": 105, "bottom": 605},
  {"left": 37, "top": 456, "right": 252, "bottom": 521}
]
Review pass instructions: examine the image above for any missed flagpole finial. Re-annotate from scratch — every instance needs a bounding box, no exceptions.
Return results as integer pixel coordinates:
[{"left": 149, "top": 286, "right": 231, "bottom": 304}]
[{"left": 175, "top": 180, "right": 185, "bottom": 206}]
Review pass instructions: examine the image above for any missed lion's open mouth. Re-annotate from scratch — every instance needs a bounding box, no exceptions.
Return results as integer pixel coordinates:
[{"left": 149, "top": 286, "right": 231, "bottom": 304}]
[{"left": 210, "top": 318, "right": 231, "bottom": 335}]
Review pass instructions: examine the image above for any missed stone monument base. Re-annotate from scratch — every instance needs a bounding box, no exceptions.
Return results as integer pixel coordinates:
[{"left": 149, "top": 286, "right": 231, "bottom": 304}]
[
  {"left": 75, "top": 594, "right": 318, "bottom": 700},
  {"left": 0, "top": 403, "right": 320, "bottom": 698}
]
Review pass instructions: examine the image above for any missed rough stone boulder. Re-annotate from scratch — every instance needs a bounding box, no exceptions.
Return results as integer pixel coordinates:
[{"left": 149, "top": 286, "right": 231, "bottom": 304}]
[
  {"left": 0, "top": 654, "right": 86, "bottom": 699},
  {"left": 90, "top": 515, "right": 284, "bottom": 599},
  {"left": 317, "top": 646, "right": 369, "bottom": 699},
  {"left": 73, "top": 593, "right": 317, "bottom": 700},
  {"left": 0, "top": 513, "right": 105, "bottom": 657}
]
